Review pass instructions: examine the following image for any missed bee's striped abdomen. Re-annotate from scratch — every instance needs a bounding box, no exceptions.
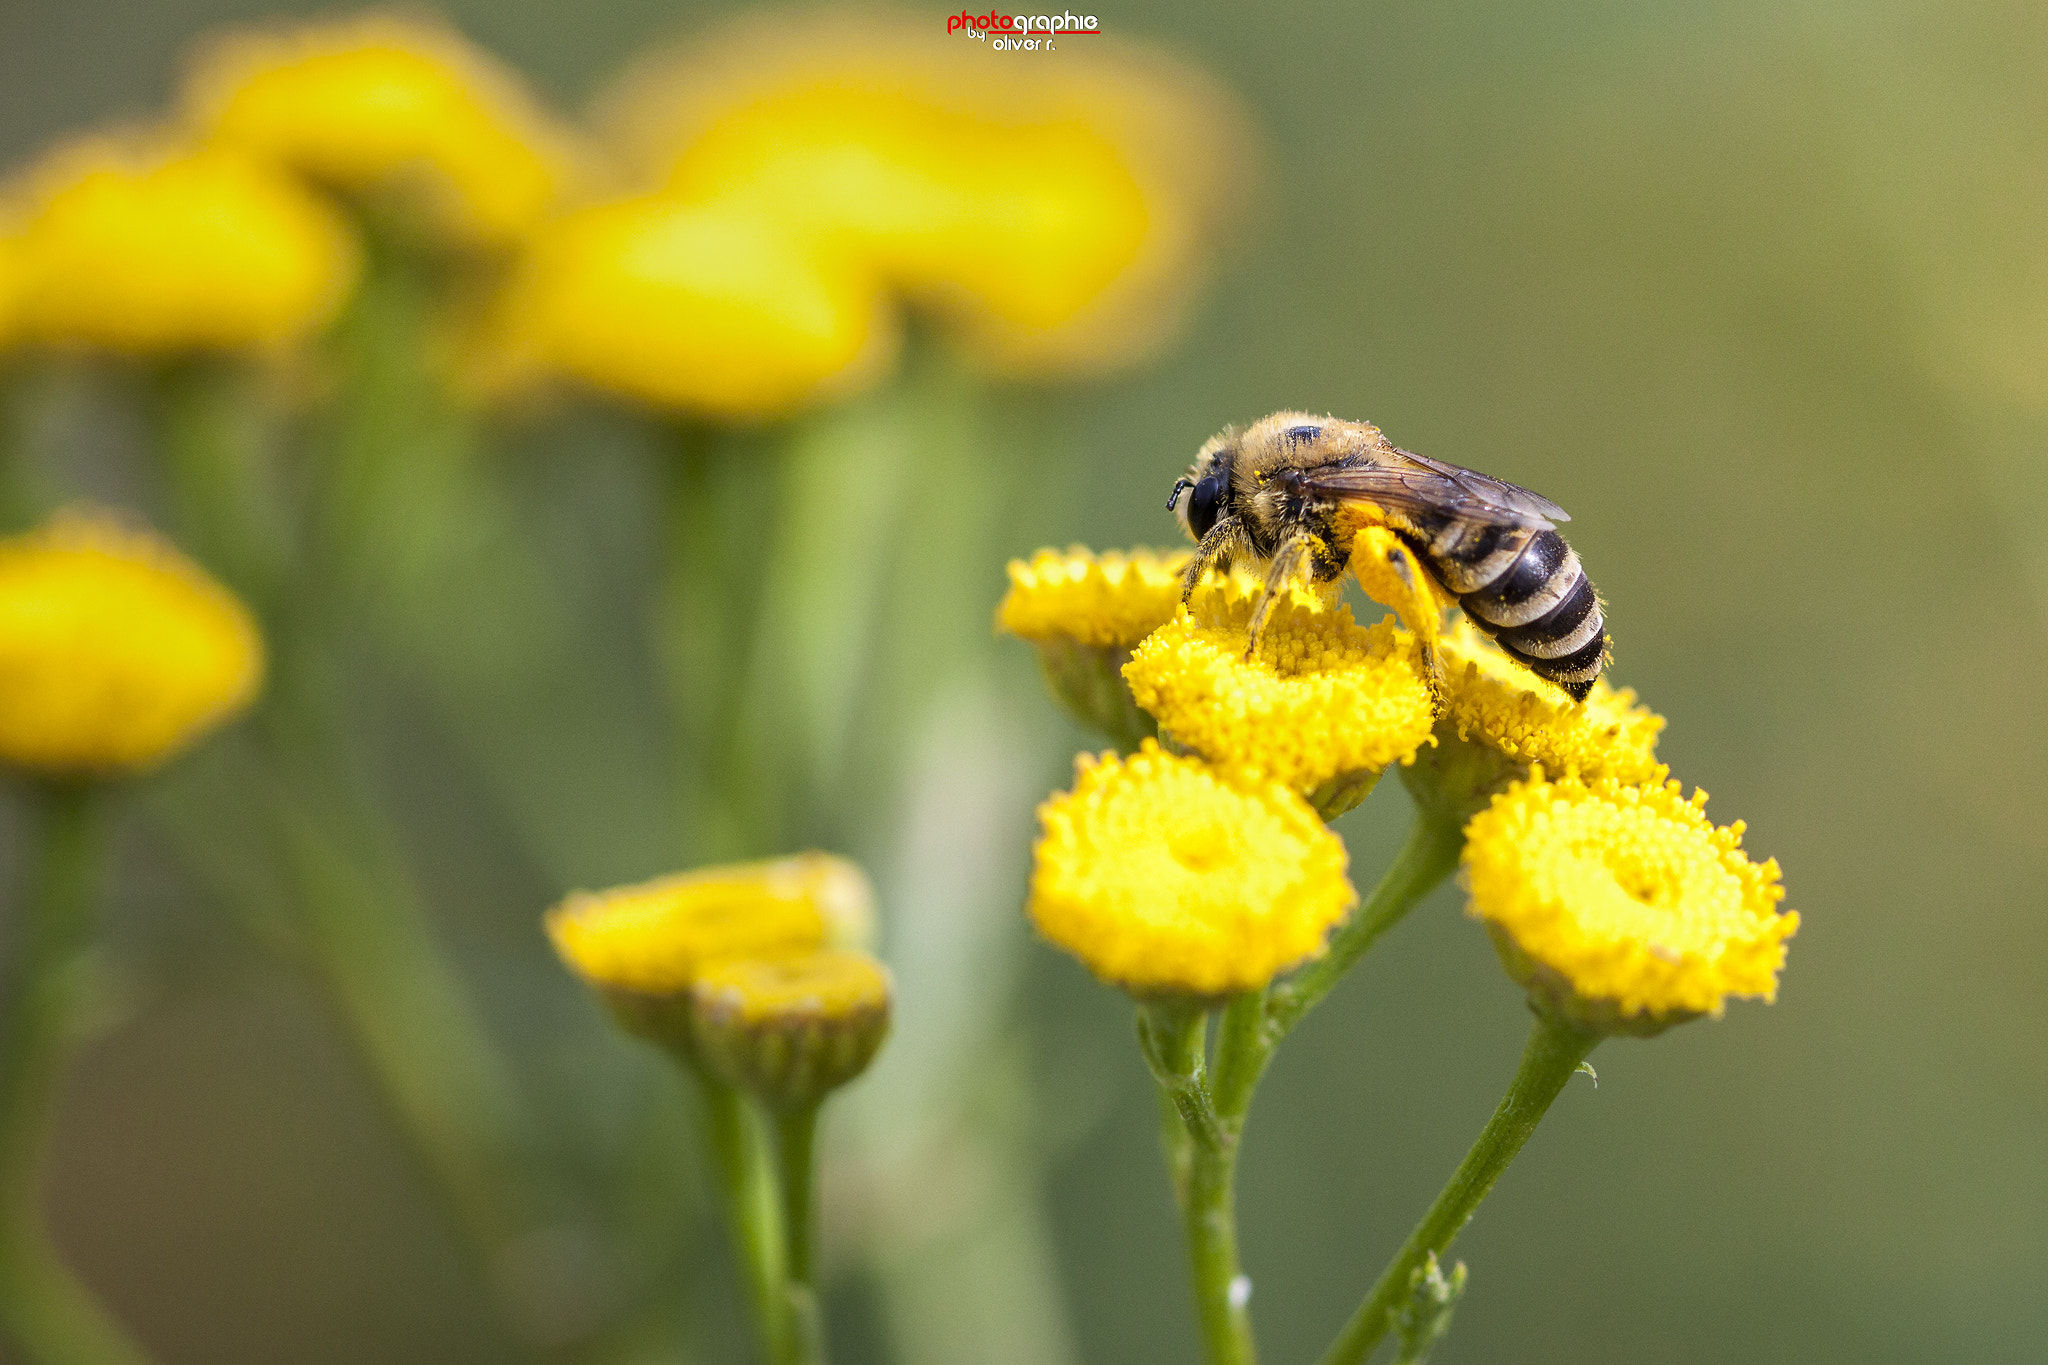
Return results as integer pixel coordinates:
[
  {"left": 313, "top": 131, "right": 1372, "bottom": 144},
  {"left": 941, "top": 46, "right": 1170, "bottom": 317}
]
[{"left": 1413, "top": 522, "right": 1608, "bottom": 701}]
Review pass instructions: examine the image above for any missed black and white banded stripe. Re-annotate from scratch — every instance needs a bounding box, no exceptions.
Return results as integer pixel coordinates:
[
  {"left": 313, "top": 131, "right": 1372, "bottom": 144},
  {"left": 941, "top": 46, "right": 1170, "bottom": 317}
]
[{"left": 1412, "top": 521, "right": 1607, "bottom": 701}]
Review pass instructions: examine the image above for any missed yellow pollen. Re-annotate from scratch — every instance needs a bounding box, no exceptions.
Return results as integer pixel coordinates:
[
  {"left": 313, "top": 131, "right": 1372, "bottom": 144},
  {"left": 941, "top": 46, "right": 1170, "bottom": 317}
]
[
  {"left": 1463, "top": 772, "right": 1796, "bottom": 1022},
  {"left": 1027, "top": 741, "right": 1355, "bottom": 996},
  {"left": 1347, "top": 523, "right": 1452, "bottom": 646}
]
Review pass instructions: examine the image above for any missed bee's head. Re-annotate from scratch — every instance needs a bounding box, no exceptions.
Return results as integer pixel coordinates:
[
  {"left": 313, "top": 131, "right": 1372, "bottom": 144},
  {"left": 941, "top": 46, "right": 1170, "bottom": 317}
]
[{"left": 1167, "top": 433, "right": 1234, "bottom": 541}]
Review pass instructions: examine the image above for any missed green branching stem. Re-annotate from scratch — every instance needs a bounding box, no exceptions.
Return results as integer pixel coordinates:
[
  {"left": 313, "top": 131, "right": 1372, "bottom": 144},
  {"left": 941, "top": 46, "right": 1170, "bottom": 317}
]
[
  {"left": 1207, "top": 811, "right": 1465, "bottom": 1162},
  {"left": 0, "top": 783, "right": 154, "bottom": 1365},
  {"left": 1140, "top": 1001, "right": 1256, "bottom": 1365},
  {"left": 1313, "top": 1015, "right": 1600, "bottom": 1365},
  {"left": 1137, "top": 808, "right": 1466, "bottom": 1365}
]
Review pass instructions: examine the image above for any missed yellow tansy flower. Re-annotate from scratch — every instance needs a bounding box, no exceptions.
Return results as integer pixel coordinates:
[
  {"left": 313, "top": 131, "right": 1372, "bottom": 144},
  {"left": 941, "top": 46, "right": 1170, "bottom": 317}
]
[
  {"left": 546, "top": 851, "right": 874, "bottom": 997},
  {"left": 1028, "top": 741, "right": 1355, "bottom": 996},
  {"left": 599, "top": 11, "right": 1252, "bottom": 376},
  {"left": 1463, "top": 772, "right": 1795, "bottom": 1033},
  {"left": 1123, "top": 581, "right": 1435, "bottom": 814},
  {"left": 185, "top": 13, "right": 578, "bottom": 246},
  {"left": 0, "top": 510, "right": 263, "bottom": 776},
  {"left": 999, "top": 546, "right": 1192, "bottom": 748},
  {"left": 490, "top": 194, "right": 897, "bottom": 419},
  {"left": 10, "top": 137, "right": 358, "bottom": 352},
  {"left": 690, "top": 949, "right": 893, "bottom": 1107},
  {"left": 1435, "top": 616, "right": 1664, "bottom": 783},
  {"left": 998, "top": 546, "right": 1189, "bottom": 649}
]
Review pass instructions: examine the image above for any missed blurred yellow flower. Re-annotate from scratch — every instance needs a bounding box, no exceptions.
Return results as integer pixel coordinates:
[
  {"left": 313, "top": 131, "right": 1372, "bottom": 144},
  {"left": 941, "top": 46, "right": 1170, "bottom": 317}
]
[
  {"left": 998, "top": 546, "right": 1190, "bottom": 649},
  {"left": 1123, "top": 583, "right": 1435, "bottom": 804},
  {"left": 184, "top": 12, "right": 578, "bottom": 246},
  {"left": 0, "top": 233, "right": 23, "bottom": 353},
  {"left": 546, "top": 851, "right": 874, "bottom": 996},
  {"left": 1028, "top": 741, "right": 1354, "bottom": 996},
  {"left": 0, "top": 509, "right": 263, "bottom": 777},
  {"left": 601, "top": 11, "right": 1252, "bottom": 376},
  {"left": 690, "top": 948, "right": 893, "bottom": 1107},
  {"left": 1463, "top": 772, "right": 1795, "bottom": 1033},
  {"left": 1436, "top": 616, "right": 1664, "bottom": 784},
  {"left": 9, "top": 138, "right": 359, "bottom": 352},
  {"left": 492, "top": 194, "right": 897, "bottom": 418}
]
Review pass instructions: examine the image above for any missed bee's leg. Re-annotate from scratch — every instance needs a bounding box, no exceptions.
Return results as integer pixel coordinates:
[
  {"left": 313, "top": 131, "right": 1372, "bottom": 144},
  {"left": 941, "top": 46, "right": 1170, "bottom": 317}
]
[
  {"left": 1179, "top": 520, "right": 1239, "bottom": 602},
  {"left": 1244, "top": 535, "right": 1312, "bottom": 661},
  {"left": 1387, "top": 548, "right": 1447, "bottom": 702}
]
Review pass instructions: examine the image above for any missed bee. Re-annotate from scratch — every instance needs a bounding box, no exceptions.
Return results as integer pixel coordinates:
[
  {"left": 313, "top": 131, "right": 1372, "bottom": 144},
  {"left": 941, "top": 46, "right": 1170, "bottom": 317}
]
[{"left": 1165, "top": 411, "right": 1608, "bottom": 700}]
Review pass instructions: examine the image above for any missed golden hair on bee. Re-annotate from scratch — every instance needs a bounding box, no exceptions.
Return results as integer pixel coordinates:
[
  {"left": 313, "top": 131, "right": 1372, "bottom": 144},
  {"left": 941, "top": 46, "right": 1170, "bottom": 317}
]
[{"left": 1165, "top": 411, "right": 1608, "bottom": 700}]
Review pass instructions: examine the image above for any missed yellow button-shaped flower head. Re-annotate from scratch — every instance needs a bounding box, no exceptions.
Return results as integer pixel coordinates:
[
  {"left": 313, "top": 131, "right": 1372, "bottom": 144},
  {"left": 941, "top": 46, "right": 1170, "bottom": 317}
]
[
  {"left": 1029, "top": 742, "right": 1355, "bottom": 997},
  {"left": 602, "top": 12, "right": 1252, "bottom": 376},
  {"left": 1435, "top": 615, "right": 1664, "bottom": 783},
  {"left": 547, "top": 851, "right": 873, "bottom": 996},
  {"left": 185, "top": 14, "right": 577, "bottom": 246},
  {"left": 1123, "top": 580, "right": 1436, "bottom": 817},
  {"left": 999, "top": 546, "right": 1189, "bottom": 748},
  {"left": 999, "top": 546, "right": 1190, "bottom": 649},
  {"left": 1463, "top": 772, "right": 1796, "bottom": 1035},
  {"left": 0, "top": 510, "right": 263, "bottom": 777},
  {"left": 495, "top": 194, "right": 897, "bottom": 419},
  {"left": 690, "top": 949, "right": 892, "bottom": 1108},
  {"left": 12, "top": 138, "right": 359, "bottom": 353}
]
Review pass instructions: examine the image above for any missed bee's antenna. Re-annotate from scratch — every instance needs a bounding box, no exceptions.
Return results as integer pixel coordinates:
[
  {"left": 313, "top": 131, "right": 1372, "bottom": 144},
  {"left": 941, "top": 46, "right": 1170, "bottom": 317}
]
[{"left": 1166, "top": 477, "right": 1191, "bottom": 511}]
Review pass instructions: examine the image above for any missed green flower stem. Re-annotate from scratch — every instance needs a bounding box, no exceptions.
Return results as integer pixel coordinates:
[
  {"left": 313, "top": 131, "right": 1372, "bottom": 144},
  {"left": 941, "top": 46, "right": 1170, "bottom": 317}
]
[
  {"left": 663, "top": 422, "right": 785, "bottom": 860},
  {"left": 0, "top": 366, "right": 37, "bottom": 531},
  {"left": 147, "top": 273, "right": 581, "bottom": 1356},
  {"left": 149, "top": 360, "right": 287, "bottom": 612},
  {"left": 0, "top": 783, "right": 154, "bottom": 1365},
  {"left": 1313, "top": 1015, "right": 1600, "bottom": 1365},
  {"left": 774, "top": 1103, "right": 826, "bottom": 1365},
  {"left": 1136, "top": 1003, "right": 1223, "bottom": 1152},
  {"left": 1139, "top": 1001, "right": 1256, "bottom": 1365},
  {"left": 1139, "top": 815, "right": 1463, "bottom": 1365},
  {"left": 1199, "top": 812, "right": 1465, "bottom": 1182},
  {"left": 264, "top": 764, "right": 555, "bottom": 1270},
  {"left": 700, "top": 1077, "right": 792, "bottom": 1365},
  {"left": 1266, "top": 812, "right": 1466, "bottom": 1040}
]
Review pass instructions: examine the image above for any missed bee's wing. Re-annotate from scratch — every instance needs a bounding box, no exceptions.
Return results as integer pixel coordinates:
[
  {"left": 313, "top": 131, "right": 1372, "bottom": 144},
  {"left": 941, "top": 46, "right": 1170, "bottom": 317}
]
[{"left": 1303, "top": 448, "right": 1569, "bottom": 530}]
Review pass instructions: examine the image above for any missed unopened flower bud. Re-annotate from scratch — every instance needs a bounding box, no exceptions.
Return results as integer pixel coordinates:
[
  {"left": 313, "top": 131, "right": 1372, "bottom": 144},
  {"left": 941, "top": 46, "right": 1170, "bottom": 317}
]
[
  {"left": 689, "top": 950, "right": 893, "bottom": 1109},
  {"left": 544, "top": 852, "right": 875, "bottom": 1060}
]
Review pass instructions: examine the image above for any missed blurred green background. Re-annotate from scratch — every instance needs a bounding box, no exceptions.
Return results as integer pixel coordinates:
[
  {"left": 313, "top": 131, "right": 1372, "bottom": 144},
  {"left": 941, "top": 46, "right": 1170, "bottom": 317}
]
[{"left": 4, "top": 2, "right": 2046, "bottom": 1363}]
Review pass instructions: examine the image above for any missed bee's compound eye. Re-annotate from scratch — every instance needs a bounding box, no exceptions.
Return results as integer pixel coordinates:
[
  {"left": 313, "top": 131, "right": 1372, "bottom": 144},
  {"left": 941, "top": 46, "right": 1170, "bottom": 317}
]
[{"left": 1187, "top": 474, "right": 1224, "bottom": 538}]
